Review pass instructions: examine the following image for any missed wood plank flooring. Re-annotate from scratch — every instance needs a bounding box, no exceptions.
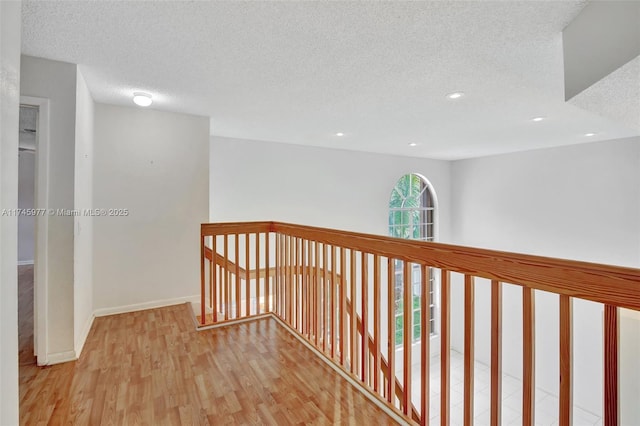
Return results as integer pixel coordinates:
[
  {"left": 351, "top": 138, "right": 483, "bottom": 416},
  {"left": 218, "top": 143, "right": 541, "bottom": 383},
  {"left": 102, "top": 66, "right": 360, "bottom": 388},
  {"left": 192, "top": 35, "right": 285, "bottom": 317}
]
[
  {"left": 18, "top": 265, "right": 35, "bottom": 367},
  {"left": 19, "top": 298, "right": 396, "bottom": 424}
]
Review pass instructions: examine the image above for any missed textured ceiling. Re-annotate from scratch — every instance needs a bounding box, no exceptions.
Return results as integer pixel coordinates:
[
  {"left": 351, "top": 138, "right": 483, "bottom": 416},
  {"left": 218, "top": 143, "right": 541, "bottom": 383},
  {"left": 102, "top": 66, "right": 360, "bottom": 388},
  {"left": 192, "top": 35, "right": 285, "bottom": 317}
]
[{"left": 21, "top": 0, "right": 640, "bottom": 160}]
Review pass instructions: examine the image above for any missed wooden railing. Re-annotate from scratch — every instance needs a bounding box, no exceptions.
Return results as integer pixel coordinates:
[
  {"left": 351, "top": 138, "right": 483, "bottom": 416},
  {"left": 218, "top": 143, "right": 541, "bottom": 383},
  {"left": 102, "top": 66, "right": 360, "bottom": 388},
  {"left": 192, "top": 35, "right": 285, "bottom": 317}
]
[{"left": 200, "top": 221, "right": 640, "bottom": 426}]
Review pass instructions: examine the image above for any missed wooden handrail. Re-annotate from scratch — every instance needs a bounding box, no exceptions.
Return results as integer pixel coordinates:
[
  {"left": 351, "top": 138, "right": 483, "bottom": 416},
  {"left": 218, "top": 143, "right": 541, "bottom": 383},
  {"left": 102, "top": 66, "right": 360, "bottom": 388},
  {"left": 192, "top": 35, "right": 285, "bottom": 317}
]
[
  {"left": 201, "top": 221, "right": 272, "bottom": 236},
  {"left": 203, "top": 221, "right": 640, "bottom": 310},
  {"left": 271, "top": 222, "right": 640, "bottom": 310}
]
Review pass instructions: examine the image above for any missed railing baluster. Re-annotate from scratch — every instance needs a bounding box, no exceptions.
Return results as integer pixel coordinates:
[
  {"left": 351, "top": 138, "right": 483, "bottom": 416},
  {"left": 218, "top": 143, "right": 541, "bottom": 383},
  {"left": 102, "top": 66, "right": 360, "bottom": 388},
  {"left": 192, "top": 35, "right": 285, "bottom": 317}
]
[
  {"left": 322, "top": 243, "right": 328, "bottom": 353},
  {"left": 491, "top": 280, "right": 502, "bottom": 426},
  {"left": 559, "top": 295, "right": 572, "bottom": 426},
  {"left": 298, "top": 238, "right": 302, "bottom": 330},
  {"left": 301, "top": 239, "right": 307, "bottom": 336},
  {"left": 402, "top": 260, "right": 412, "bottom": 415},
  {"left": 265, "top": 232, "right": 270, "bottom": 312},
  {"left": 286, "top": 235, "right": 290, "bottom": 319},
  {"left": 373, "top": 254, "right": 381, "bottom": 394},
  {"left": 298, "top": 238, "right": 302, "bottom": 331},
  {"left": 315, "top": 241, "right": 320, "bottom": 347},
  {"left": 209, "top": 245, "right": 213, "bottom": 311},
  {"left": 420, "top": 264, "right": 430, "bottom": 426},
  {"left": 351, "top": 249, "right": 357, "bottom": 376},
  {"left": 523, "top": 286, "right": 535, "bottom": 426},
  {"left": 294, "top": 237, "right": 299, "bottom": 330},
  {"left": 274, "top": 234, "right": 279, "bottom": 316},
  {"left": 200, "top": 234, "right": 206, "bottom": 325},
  {"left": 281, "top": 234, "right": 284, "bottom": 316},
  {"left": 362, "top": 252, "right": 369, "bottom": 384},
  {"left": 331, "top": 245, "right": 337, "bottom": 359},
  {"left": 212, "top": 236, "right": 217, "bottom": 322},
  {"left": 387, "top": 257, "right": 395, "bottom": 404},
  {"left": 284, "top": 234, "right": 287, "bottom": 318},
  {"left": 604, "top": 304, "right": 619, "bottom": 426},
  {"left": 293, "top": 236, "right": 297, "bottom": 324},
  {"left": 224, "top": 234, "right": 229, "bottom": 320},
  {"left": 256, "top": 233, "right": 260, "bottom": 315},
  {"left": 234, "top": 234, "right": 240, "bottom": 319},
  {"left": 246, "top": 233, "right": 251, "bottom": 316},
  {"left": 280, "top": 234, "right": 284, "bottom": 316},
  {"left": 284, "top": 235, "right": 289, "bottom": 322},
  {"left": 291, "top": 237, "right": 295, "bottom": 327},
  {"left": 464, "top": 275, "right": 475, "bottom": 426},
  {"left": 218, "top": 253, "right": 222, "bottom": 317},
  {"left": 441, "top": 269, "right": 451, "bottom": 426},
  {"left": 307, "top": 240, "right": 312, "bottom": 339},
  {"left": 340, "top": 247, "right": 347, "bottom": 365}
]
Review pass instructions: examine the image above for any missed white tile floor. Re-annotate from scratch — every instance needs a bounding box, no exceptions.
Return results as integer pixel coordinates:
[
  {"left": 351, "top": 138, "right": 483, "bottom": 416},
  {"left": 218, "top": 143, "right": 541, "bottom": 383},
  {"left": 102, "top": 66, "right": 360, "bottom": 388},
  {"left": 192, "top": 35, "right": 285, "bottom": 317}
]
[{"left": 404, "top": 350, "right": 602, "bottom": 426}]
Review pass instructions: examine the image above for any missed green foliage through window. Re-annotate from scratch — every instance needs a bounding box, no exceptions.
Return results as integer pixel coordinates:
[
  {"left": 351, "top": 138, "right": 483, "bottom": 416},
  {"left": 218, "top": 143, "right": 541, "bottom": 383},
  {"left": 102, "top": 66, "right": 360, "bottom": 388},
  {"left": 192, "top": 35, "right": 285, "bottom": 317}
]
[{"left": 388, "top": 173, "right": 436, "bottom": 346}]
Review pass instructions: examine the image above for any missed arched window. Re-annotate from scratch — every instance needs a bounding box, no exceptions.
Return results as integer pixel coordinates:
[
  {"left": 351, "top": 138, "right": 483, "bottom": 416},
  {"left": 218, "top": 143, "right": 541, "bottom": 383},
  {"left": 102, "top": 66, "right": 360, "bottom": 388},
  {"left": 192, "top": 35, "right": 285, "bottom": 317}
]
[{"left": 389, "top": 174, "right": 437, "bottom": 344}]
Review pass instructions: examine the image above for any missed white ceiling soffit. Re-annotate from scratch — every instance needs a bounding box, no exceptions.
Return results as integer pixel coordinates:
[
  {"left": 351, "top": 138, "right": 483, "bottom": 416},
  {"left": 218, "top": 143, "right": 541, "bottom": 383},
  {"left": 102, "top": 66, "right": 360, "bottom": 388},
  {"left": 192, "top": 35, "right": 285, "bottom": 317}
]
[
  {"left": 563, "top": 0, "right": 640, "bottom": 101},
  {"left": 570, "top": 56, "right": 640, "bottom": 132},
  {"left": 21, "top": 0, "right": 640, "bottom": 160}
]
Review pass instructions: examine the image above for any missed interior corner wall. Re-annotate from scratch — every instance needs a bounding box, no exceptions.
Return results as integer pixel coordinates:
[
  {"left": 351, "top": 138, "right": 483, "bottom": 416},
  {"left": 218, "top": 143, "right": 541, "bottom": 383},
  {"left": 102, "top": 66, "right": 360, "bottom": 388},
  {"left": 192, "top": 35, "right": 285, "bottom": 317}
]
[
  {"left": 0, "top": 1, "right": 22, "bottom": 423},
  {"left": 210, "top": 136, "right": 452, "bottom": 241},
  {"left": 450, "top": 137, "right": 640, "bottom": 417},
  {"left": 73, "top": 68, "right": 94, "bottom": 355},
  {"left": 92, "top": 104, "right": 209, "bottom": 312},
  {"left": 20, "top": 55, "right": 77, "bottom": 359}
]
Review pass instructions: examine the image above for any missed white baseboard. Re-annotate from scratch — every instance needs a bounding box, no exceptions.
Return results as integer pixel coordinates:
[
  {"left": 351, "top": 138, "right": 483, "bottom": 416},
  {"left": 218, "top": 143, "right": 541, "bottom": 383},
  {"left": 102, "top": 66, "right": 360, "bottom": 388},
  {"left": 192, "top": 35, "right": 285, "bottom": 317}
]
[
  {"left": 43, "top": 350, "right": 77, "bottom": 366},
  {"left": 74, "top": 313, "right": 95, "bottom": 357},
  {"left": 37, "top": 296, "right": 198, "bottom": 366},
  {"left": 17, "top": 260, "right": 34, "bottom": 266},
  {"left": 93, "top": 294, "right": 200, "bottom": 317}
]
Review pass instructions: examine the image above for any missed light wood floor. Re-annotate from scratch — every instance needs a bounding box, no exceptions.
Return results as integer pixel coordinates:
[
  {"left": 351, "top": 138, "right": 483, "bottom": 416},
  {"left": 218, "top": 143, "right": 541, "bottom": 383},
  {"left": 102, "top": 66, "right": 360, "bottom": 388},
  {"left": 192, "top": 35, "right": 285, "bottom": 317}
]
[
  {"left": 19, "top": 291, "right": 396, "bottom": 424},
  {"left": 18, "top": 265, "right": 35, "bottom": 367}
]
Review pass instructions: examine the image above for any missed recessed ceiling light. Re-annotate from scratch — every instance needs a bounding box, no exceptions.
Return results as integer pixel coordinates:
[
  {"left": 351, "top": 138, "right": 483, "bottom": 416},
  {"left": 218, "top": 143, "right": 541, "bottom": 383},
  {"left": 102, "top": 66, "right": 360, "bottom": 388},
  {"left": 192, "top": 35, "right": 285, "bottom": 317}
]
[
  {"left": 446, "top": 92, "right": 465, "bottom": 100},
  {"left": 584, "top": 132, "right": 596, "bottom": 137},
  {"left": 335, "top": 132, "right": 345, "bottom": 137},
  {"left": 408, "top": 142, "right": 419, "bottom": 147},
  {"left": 133, "top": 92, "right": 153, "bottom": 107},
  {"left": 531, "top": 117, "right": 545, "bottom": 122}
]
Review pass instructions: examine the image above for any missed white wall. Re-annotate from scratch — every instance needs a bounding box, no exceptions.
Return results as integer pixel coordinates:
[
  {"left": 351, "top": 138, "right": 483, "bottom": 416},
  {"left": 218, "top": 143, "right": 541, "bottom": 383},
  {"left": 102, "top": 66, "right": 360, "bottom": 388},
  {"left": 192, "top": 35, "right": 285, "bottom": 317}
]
[
  {"left": 20, "top": 55, "right": 77, "bottom": 359},
  {"left": 93, "top": 104, "right": 209, "bottom": 312},
  {"left": 211, "top": 136, "right": 452, "bottom": 241},
  {"left": 73, "top": 69, "right": 94, "bottom": 354},
  {"left": 18, "top": 150, "right": 35, "bottom": 263},
  {"left": 450, "top": 137, "right": 640, "bottom": 417},
  {"left": 0, "top": 1, "right": 21, "bottom": 423},
  {"left": 211, "top": 137, "right": 452, "bottom": 378}
]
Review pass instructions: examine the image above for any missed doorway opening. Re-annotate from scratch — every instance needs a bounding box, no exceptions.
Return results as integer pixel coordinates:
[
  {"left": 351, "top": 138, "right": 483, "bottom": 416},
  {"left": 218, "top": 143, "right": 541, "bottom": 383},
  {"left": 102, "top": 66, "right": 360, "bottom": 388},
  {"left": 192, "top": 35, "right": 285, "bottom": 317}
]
[
  {"left": 17, "top": 105, "right": 37, "bottom": 367},
  {"left": 19, "top": 97, "right": 50, "bottom": 365}
]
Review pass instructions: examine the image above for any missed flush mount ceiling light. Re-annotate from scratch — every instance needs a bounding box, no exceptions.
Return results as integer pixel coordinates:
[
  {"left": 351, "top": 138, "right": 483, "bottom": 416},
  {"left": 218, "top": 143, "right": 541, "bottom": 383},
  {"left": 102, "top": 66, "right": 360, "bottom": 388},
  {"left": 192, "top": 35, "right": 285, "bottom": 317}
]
[
  {"left": 531, "top": 116, "right": 546, "bottom": 122},
  {"left": 335, "top": 132, "right": 345, "bottom": 137},
  {"left": 584, "top": 132, "right": 597, "bottom": 137},
  {"left": 133, "top": 92, "right": 153, "bottom": 107},
  {"left": 446, "top": 92, "right": 465, "bottom": 100},
  {"left": 408, "top": 142, "right": 419, "bottom": 147}
]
